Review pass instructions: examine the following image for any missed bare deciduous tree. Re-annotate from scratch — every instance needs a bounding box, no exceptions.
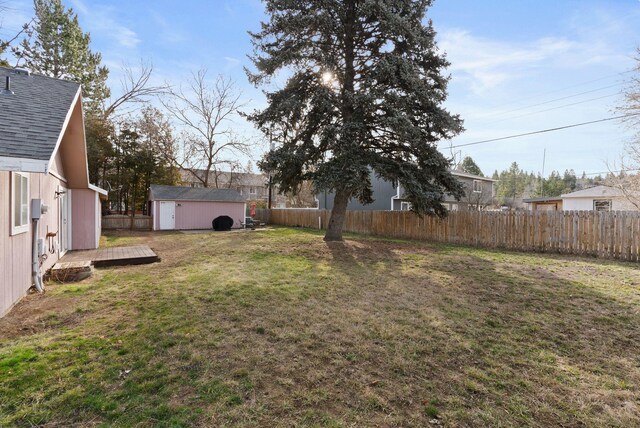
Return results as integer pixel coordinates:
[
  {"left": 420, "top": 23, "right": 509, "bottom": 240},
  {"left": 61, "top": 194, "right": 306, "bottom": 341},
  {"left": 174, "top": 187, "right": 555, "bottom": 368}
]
[
  {"left": 0, "top": 2, "right": 34, "bottom": 67},
  {"left": 160, "top": 69, "right": 250, "bottom": 188},
  {"left": 103, "top": 60, "right": 169, "bottom": 119},
  {"left": 608, "top": 50, "right": 640, "bottom": 209}
]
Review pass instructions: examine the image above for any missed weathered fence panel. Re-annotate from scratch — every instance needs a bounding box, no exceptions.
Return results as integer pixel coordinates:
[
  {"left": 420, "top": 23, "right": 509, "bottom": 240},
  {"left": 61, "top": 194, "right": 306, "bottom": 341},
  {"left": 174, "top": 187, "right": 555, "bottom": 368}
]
[
  {"left": 102, "top": 215, "right": 152, "bottom": 231},
  {"left": 254, "top": 208, "right": 640, "bottom": 262}
]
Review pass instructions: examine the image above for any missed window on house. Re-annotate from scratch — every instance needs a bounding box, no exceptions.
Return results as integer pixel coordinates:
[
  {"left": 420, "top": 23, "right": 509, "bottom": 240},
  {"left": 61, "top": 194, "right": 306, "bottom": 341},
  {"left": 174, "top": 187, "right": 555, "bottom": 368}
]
[
  {"left": 472, "top": 180, "right": 482, "bottom": 193},
  {"left": 400, "top": 201, "right": 411, "bottom": 211},
  {"left": 249, "top": 187, "right": 256, "bottom": 195},
  {"left": 594, "top": 200, "right": 612, "bottom": 212},
  {"left": 11, "top": 172, "right": 29, "bottom": 235}
]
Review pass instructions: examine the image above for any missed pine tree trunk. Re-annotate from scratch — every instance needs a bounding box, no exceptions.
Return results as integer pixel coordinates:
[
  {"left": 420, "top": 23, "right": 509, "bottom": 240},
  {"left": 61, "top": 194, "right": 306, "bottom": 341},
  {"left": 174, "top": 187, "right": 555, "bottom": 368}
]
[{"left": 324, "top": 188, "right": 350, "bottom": 241}]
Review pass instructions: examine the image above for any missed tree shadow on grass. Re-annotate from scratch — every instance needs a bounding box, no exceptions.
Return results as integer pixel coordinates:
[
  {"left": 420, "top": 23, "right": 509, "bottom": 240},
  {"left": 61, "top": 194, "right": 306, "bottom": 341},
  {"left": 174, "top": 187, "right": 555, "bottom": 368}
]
[{"left": 410, "top": 251, "right": 640, "bottom": 426}]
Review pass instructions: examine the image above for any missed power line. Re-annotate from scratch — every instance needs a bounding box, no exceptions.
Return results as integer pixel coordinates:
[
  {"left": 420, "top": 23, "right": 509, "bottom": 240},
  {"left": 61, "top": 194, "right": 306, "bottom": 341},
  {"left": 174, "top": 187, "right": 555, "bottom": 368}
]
[
  {"left": 473, "top": 70, "right": 633, "bottom": 117},
  {"left": 581, "top": 169, "right": 640, "bottom": 177},
  {"left": 442, "top": 113, "right": 640, "bottom": 149},
  {"left": 475, "top": 82, "right": 624, "bottom": 120},
  {"left": 484, "top": 92, "right": 620, "bottom": 125}
]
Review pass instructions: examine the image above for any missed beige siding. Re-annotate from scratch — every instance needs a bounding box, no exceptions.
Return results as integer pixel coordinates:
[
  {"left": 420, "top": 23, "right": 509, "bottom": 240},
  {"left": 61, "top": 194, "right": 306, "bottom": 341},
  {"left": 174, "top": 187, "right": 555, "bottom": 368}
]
[
  {"left": 1, "top": 171, "right": 32, "bottom": 316},
  {"left": 0, "top": 171, "right": 70, "bottom": 316}
]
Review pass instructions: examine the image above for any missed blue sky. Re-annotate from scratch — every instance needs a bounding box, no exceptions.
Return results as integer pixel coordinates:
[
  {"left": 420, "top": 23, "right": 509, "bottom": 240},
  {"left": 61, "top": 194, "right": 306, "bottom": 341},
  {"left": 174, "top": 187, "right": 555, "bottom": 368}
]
[{"left": 1, "top": 0, "right": 639, "bottom": 177}]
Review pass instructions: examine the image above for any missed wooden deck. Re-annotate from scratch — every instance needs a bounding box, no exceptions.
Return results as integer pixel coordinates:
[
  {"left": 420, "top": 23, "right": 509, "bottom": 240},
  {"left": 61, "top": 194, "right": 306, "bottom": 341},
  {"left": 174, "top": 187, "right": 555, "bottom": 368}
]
[{"left": 59, "top": 245, "right": 159, "bottom": 267}]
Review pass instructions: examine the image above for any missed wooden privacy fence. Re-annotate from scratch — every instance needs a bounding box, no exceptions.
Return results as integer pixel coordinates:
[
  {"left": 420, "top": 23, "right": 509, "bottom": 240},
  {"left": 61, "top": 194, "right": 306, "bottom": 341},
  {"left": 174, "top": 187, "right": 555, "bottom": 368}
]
[
  {"left": 102, "top": 215, "right": 152, "bottom": 231},
  {"left": 255, "top": 209, "right": 640, "bottom": 262}
]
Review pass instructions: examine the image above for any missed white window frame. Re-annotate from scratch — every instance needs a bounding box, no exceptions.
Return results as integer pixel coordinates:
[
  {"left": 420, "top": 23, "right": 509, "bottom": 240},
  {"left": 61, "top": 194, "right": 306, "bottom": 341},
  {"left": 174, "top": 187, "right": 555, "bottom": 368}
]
[
  {"left": 594, "top": 199, "right": 612, "bottom": 212},
  {"left": 249, "top": 187, "right": 256, "bottom": 196},
  {"left": 11, "top": 172, "right": 30, "bottom": 235},
  {"left": 472, "top": 180, "right": 482, "bottom": 193},
  {"left": 400, "top": 201, "right": 411, "bottom": 211}
]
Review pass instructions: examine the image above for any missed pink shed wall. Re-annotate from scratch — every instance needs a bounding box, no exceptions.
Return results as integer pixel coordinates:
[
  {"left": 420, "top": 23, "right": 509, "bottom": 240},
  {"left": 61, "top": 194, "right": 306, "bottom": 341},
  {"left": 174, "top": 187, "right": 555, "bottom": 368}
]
[
  {"left": 72, "top": 189, "right": 98, "bottom": 250},
  {"left": 157, "top": 201, "right": 245, "bottom": 230}
]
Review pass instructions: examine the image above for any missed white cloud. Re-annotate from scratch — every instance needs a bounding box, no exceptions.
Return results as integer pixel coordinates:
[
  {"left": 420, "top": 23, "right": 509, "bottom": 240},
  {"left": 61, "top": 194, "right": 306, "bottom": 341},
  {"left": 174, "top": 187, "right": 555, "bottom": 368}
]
[
  {"left": 438, "top": 30, "right": 580, "bottom": 94},
  {"left": 69, "top": 0, "right": 140, "bottom": 49}
]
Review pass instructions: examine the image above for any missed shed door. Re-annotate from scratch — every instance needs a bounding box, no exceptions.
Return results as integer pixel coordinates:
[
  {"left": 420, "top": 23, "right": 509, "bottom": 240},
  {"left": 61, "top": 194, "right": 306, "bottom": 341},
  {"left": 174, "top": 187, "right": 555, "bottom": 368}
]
[{"left": 159, "top": 201, "right": 175, "bottom": 230}]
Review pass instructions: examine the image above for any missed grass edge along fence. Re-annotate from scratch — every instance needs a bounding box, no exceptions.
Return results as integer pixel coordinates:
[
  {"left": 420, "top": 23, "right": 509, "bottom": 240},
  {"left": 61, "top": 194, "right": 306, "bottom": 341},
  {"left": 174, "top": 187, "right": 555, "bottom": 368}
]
[{"left": 255, "top": 208, "right": 640, "bottom": 262}]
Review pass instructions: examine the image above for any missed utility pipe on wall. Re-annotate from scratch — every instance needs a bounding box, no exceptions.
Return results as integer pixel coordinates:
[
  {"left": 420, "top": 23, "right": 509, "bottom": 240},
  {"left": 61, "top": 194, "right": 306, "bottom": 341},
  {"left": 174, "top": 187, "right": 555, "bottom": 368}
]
[
  {"left": 31, "top": 199, "right": 47, "bottom": 293},
  {"left": 31, "top": 218, "right": 44, "bottom": 293}
]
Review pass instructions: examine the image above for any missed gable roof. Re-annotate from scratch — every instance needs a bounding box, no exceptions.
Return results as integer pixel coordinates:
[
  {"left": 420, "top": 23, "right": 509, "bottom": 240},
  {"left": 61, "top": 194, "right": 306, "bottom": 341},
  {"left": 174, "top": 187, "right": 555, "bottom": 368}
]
[
  {"left": 0, "top": 67, "right": 81, "bottom": 172},
  {"left": 149, "top": 185, "right": 246, "bottom": 203},
  {"left": 561, "top": 185, "right": 627, "bottom": 199}
]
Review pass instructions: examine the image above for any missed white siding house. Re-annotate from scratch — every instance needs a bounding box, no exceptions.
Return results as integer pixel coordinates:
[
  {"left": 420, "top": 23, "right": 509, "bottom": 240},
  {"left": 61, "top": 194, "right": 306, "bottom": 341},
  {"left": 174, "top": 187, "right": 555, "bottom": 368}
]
[{"left": 561, "top": 186, "right": 638, "bottom": 211}]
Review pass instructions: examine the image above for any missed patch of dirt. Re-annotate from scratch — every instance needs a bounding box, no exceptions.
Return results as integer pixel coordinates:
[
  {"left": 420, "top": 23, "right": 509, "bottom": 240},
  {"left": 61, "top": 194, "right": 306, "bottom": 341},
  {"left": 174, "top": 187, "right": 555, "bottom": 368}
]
[{"left": 0, "top": 284, "right": 83, "bottom": 339}]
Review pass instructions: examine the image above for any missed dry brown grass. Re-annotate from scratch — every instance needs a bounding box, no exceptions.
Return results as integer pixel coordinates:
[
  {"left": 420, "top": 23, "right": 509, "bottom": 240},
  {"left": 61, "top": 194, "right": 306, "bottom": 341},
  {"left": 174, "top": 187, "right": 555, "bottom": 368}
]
[{"left": 1, "top": 227, "right": 640, "bottom": 427}]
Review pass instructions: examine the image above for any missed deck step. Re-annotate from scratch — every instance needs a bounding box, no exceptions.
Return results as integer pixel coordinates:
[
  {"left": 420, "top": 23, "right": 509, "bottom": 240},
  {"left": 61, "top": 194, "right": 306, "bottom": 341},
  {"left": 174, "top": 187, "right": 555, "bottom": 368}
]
[
  {"left": 48, "top": 261, "right": 93, "bottom": 282},
  {"left": 58, "top": 245, "right": 160, "bottom": 268}
]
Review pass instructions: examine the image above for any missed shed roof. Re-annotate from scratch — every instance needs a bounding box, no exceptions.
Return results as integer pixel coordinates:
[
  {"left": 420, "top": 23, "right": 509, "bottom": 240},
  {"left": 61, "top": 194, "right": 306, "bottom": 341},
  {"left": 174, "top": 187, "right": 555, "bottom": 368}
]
[
  {"left": 0, "top": 67, "right": 80, "bottom": 163},
  {"left": 149, "top": 185, "right": 246, "bottom": 202}
]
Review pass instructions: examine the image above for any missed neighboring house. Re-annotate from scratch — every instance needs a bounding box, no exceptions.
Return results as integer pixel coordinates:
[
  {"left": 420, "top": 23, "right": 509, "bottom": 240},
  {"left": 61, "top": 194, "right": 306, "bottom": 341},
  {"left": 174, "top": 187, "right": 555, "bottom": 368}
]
[
  {"left": 0, "top": 67, "right": 107, "bottom": 317},
  {"left": 523, "top": 196, "right": 563, "bottom": 211},
  {"left": 561, "top": 185, "right": 639, "bottom": 211},
  {"left": 149, "top": 185, "right": 246, "bottom": 230},
  {"left": 179, "top": 168, "right": 288, "bottom": 207},
  {"left": 318, "top": 170, "right": 496, "bottom": 211},
  {"left": 179, "top": 168, "right": 267, "bottom": 197}
]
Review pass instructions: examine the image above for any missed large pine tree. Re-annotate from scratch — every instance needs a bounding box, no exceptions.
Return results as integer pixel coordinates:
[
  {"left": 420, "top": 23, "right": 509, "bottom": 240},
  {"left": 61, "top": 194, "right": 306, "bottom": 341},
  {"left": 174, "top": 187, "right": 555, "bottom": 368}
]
[
  {"left": 15, "top": 0, "right": 109, "bottom": 114},
  {"left": 248, "top": 0, "right": 464, "bottom": 241}
]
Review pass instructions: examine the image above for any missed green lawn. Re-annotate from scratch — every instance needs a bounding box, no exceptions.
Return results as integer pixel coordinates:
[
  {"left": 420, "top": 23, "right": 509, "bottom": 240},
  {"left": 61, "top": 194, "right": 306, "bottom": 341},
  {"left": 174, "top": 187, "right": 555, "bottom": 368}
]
[{"left": 1, "top": 227, "right": 640, "bottom": 427}]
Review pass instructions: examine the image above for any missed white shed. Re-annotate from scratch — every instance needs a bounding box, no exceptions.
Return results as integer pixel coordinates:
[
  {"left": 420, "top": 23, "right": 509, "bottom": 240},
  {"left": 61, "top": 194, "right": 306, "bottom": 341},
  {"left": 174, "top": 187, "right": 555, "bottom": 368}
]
[{"left": 149, "top": 185, "right": 246, "bottom": 231}]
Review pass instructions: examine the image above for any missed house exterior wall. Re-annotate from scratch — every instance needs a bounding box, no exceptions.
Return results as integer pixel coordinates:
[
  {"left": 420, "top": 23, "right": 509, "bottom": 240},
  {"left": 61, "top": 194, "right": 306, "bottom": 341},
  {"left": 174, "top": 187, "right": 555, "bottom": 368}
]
[
  {"left": 454, "top": 176, "right": 495, "bottom": 209},
  {"left": 1, "top": 166, "right": 101, "bottom": 316},
  {"left": 530, "top": 201, "right": 563, "bottom": 211},
  {"left": 0, "top": 171, "right": 30, "bottom": 317},
  {"left": 563, "top": 197, "right": 637, "bottom": 211},
  {"left": 72, "top": 188, "right": 99, "bottom": 250},
  {"left": 319, "top": 172, "right": 495, "bottom": 212},
  {"left": 0, "top": 170, "right": 66, "bottom": 316},
  {"left": 318, "top": 171, "right": 397, "bottom": 211},
  {"left": 32, "top": 171, "right": 66, "bottom": 273}
]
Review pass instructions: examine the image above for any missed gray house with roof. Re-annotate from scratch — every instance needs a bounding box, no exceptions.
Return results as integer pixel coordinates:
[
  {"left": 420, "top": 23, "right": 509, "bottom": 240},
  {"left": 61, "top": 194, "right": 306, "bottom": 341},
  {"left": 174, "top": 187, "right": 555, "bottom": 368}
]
[
  {"left": 0, "top": 66, "right": 107, "bottom": 317},
  {"left": 318, "top": 170, "right": 496, "bottom": 212},
  {"left": 148, "top": 184, "right": 246, "bottom": 230}
]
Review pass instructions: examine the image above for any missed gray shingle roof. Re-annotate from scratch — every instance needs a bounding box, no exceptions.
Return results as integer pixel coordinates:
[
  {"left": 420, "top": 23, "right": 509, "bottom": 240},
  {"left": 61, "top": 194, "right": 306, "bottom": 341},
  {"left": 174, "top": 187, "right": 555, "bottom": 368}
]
[
  {"left": 149, "top": 185, "right": 246, "bottom": 202},
  {"left": 0, "top": 67, "right": 80, "bottom": 161}
]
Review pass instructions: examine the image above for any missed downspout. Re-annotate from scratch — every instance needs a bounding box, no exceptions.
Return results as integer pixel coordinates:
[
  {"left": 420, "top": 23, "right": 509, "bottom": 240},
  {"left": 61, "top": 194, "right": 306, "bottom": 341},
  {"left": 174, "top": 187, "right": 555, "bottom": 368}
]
[
  {"left": 31, "top": 220, "right": 44, "bottom": 293},
  {"left": 31, "top": 211, "right": 44, "bottom": 293},
  {"left": 391, "top": 180, "right": 401, "bottom": 210},
  {"left": 31, "top": 199, "right": 47, "bottom": 293}
]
